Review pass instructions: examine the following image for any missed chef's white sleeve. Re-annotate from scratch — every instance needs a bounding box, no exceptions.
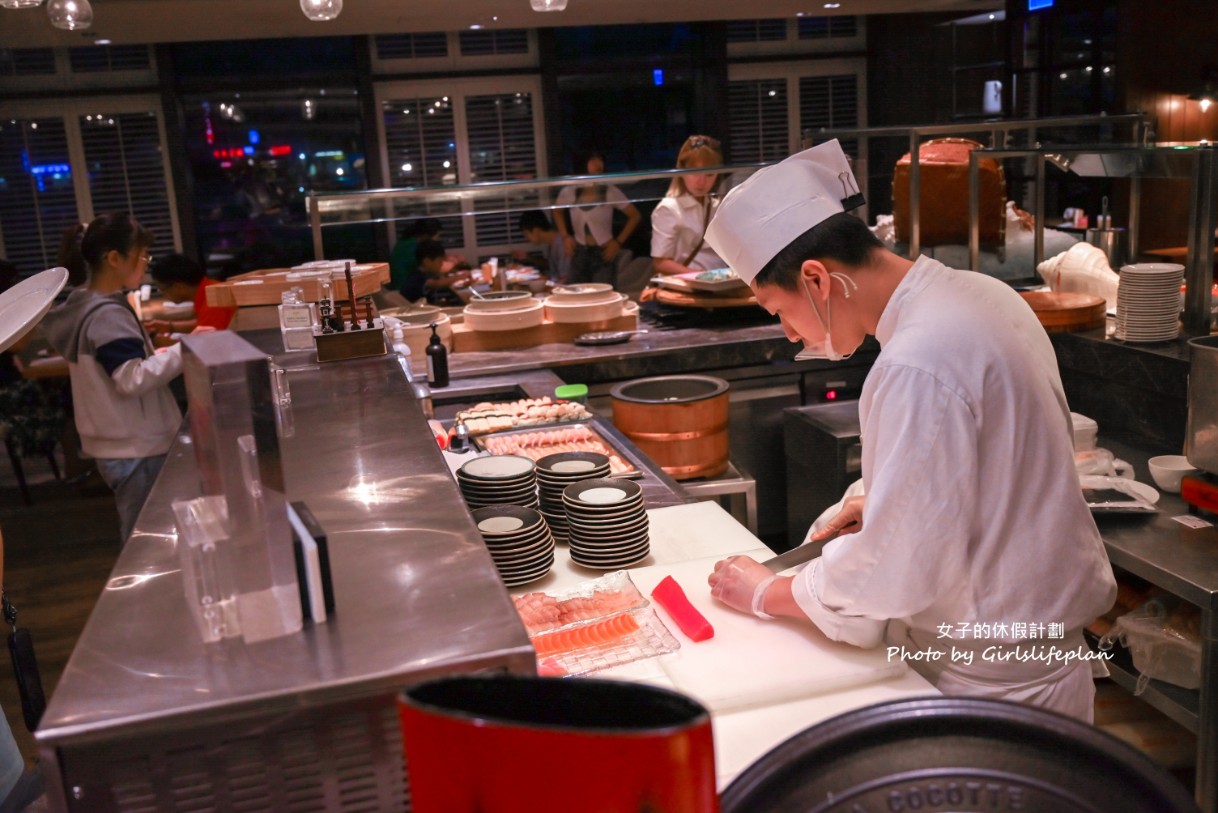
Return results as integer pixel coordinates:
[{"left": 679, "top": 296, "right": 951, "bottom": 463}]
[
  {"left": 111, "top": 343, "right": 183, "bottom": 397},
  {"left": 792, "top": 364, "right": 979, "bottom": 636}
]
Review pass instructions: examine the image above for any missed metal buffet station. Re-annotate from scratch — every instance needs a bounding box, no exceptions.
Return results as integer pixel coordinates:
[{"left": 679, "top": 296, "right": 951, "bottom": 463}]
[{"left": 31, "top": 337, "right": 552, "bottom": 811}]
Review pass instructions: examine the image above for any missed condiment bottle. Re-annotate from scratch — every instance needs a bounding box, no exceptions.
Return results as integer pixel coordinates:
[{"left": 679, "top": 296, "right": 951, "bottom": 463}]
[
  {"left": 426, "top": 322, "right": 449, "bottom": 388},
  {"left": 278, "top": 286, "right": 312, "bottom": 331}
]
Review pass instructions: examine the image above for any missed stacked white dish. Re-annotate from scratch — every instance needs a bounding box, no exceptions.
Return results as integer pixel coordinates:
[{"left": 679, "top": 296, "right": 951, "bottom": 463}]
[
  {"left": 535, "top": 451, "right": 612, "bottom": 543},
  {"left": 471, "top": 505, "right": 555, "bottom": 587},
  {"left": 463, "top": 298, "right": 544, "bottom": 331},
  {"left": 456, "top": 455, "right": 538, "bottom": 510},
  {"left": 562, "top": 478, "right": 650, "bottom": 569},
  {"left": 1114, "top": 263, "right": 1185, "bottom": 343}
]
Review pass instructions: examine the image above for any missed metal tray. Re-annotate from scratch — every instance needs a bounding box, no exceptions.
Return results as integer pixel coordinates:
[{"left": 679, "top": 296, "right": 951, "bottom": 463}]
[{"left": 474, "top": 420, "right": 642, "bottom": 478}]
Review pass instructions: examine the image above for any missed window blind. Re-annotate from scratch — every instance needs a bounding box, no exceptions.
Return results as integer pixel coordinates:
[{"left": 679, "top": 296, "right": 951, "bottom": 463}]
[
  {"left": 78, "top": 111, "right": 174, "bottom": 249},
  {"left": 457, "top": 29, "right": 529, "bottom": 57},
  {"left": 68, "top": 45, "right": 152, "bottom": 73},
  {"left": 0, "top": 48, "right": 56, "bottom": 77},
  {"left": 464, "top": 92, "right": 539, "bottom": 247},
  {"left": 728, "top": 79, "right": 790, "bottom": 163},
  {"left": 373, "top": 33, "right": 448, "bottom": 61},
  {"left": 381, "top": 95, "right": 462, "bottom": 231},
  {"left": 799, "top": 74, "right": 860, "bottom": 154}
]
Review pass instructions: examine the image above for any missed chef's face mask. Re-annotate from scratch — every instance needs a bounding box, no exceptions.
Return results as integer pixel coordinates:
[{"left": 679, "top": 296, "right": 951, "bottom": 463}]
[{"left": 794, "top": 271, "right": 859, "bottom": 362}]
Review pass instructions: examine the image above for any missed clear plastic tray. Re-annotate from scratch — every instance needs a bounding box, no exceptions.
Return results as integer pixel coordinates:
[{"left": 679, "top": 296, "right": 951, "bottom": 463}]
[
  {"left": 513, "top": 570, "right": 648, "bottom": 636},
  {"left": 531, "top": 607, "right": 681, "bottom": 678}
]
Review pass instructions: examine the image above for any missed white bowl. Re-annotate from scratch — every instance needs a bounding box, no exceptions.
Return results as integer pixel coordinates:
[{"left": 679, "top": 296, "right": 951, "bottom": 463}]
[
  {"left": 1147, "top": 455, "right": 1199, "bottom": 493},
  {"left": 464, "top": 300, "right": 544, "bottom": 332}
]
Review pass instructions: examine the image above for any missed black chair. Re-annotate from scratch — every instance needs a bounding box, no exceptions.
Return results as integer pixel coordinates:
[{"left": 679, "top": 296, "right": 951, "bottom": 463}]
[
  {"left": 720, "top": 696, "right": 1199, "bottom": 813},
  {"left": 1, "top": 421, "right": 61, "bottom": 506}
]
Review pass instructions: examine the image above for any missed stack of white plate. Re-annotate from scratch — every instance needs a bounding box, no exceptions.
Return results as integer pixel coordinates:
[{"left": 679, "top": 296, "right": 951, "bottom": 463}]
[
  {"left": 456, "top": 455, "right": 538, "bottom": 510},
  {"left": 1115, "top": 263, "right": 1185, "bottom": 343},
  {"left": 535, "top": 452, "right": 612, "bottom": 543},
  {"left": 562, "top": 478, "right": 649, "bottom": 569},
  {"left": 471, "top": 505, "right": 555, "bottom": 587}
]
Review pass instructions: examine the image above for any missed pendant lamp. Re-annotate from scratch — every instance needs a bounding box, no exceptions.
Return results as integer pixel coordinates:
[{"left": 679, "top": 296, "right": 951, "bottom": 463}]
[
  {"left": 530, "top": 0, "right": 567, "bottom": 10},
  {"left": 0, "top": 1, "right": 45, "bottom": 9},
  {"left": 46, "top": 0, "right": 92, "bottom": 29},
  {"left": 300, "top": 0, "right": 342, "bottom": 21}
]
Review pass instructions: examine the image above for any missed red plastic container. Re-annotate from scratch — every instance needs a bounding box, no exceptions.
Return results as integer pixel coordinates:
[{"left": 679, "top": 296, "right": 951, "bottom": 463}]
[{"left": 399, "top": 675, "right": 719, "bottom": 813}]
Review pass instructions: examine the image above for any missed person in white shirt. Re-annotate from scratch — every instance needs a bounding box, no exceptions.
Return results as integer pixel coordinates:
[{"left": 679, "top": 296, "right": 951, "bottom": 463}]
[
  {"left": 554, "top": 150, "right": 641, "bottom": 286},
  {"left": 651, "top": 135, "right": 727, "bottom": 276},
  {"left": 703, "top": 140, "right": 1117, "bottom": 723}
]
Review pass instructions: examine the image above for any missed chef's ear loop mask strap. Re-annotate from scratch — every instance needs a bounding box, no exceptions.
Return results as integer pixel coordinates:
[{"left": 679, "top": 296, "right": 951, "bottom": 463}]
[{"left": 795, "top": 272, "right": 859, "bottom": 362}]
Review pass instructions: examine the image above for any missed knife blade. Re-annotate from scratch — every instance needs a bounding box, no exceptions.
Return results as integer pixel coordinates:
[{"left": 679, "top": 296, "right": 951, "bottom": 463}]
[{"left": 761, "top": 530, "right": 842, "bottom": 573}]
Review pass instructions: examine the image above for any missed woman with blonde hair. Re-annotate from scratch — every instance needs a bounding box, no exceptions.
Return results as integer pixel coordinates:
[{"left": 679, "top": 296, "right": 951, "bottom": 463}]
[{"left": 650, "top": 135, "right": 727, "bottom": 276}]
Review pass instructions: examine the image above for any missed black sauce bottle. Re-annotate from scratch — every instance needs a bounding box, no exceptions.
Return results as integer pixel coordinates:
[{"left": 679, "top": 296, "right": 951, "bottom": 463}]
[{"left": 425, "top": 323, "right": 449, "bottom": 388}]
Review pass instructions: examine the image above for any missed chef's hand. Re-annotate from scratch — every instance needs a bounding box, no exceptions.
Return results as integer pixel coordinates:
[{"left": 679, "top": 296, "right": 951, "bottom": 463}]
[
  {"left": 709, "top": 556, "right": 780, "bottom": 617},
  {"left": 811, "top": 495, "right": 864, "bottom": 542}
]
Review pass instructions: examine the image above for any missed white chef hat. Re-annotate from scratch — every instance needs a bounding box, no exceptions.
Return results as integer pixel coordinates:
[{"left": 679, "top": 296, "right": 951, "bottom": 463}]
[{"left": 705, "top": 139, "right": 864, "bottom": 285}]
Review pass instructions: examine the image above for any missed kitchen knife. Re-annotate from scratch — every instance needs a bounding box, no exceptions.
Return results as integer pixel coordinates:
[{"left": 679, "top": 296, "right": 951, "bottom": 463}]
[{"left": 761, "top": 529, "right": 843, "bottom": 573}]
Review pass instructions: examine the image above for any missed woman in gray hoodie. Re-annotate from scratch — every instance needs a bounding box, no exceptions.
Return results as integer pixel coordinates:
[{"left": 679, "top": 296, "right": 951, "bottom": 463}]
[{"left": 42, "top": 214, "right": 184, "bottom": 544}]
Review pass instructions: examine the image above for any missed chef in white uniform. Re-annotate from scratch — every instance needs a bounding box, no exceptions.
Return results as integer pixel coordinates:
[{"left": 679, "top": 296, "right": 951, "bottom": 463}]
[{"left": 704, "top": 140, "right": 1117, "bottom": 722}]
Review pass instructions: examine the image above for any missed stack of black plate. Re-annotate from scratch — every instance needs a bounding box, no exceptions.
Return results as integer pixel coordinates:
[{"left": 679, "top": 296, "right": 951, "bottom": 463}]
[
  {"left": 535, "top": 452, "right": 612, "bottom": 543},
  {"left": 471, "top": 505, "right": 555, "bottom": 588},
  {"left": 456, "top": 455, "right": 538, "bottom": 510},
  {"left": 562, "top": 478, "right": 650, "bottom": 569}
]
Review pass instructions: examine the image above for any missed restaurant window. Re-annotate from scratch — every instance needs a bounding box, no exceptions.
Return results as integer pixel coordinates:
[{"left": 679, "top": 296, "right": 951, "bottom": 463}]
[
  {"left": 78, "top": 111, "right": 176, "bottom": 252},
  {"left": 370, "top": 30, "right": 537, "bottom": 75},
  {"left": 797, "top": 16, "right": 858, "bottom": 39},
  {"left": 374, "top": 33, "right": 449, "bottom": 61},
  {"left": 728, "top": 59, "right": 866, "bottom": 162},
  {"left": 799, "top": 73, "right": 860, "bottom": 154},
  {"left": 727, "top": 16, "right": 865, "bottom": 56},
  {"left": 0, "top": 48, "right": 56, "bottom": 77},
  {"left": 376, "top": 76, "right": 545, "bottom": 259},
  {"left": 0, "top": 117, "right": 78, "bottom": 274},
  {"left": 726, "top": 20, "right": 788, "bottom": 43},
  {"left": 0, "top": 98, "right": 178, "bottom": 277},
  {"left": 728, "top": 78, "right": 790, "bottom": 163},
  {"left": 68, "top": 45, "right": 152, "bottom": 74},
  {"left": 180, "top": 88, "right": 368, "bottom": 273},
  {"left": 458, "top": 29, "right": 530, "bottom": 57},
  {"left": 465, "top": 91, "right": 541, "bottom": 248}
]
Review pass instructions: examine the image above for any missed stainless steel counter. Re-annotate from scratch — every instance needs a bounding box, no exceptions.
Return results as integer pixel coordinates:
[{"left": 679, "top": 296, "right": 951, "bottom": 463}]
[
  {"left": 35, "top": 349, "right": 537, "bottom": 812},
  {"left": 1092, "top": 435, "right": 1217, "bottom": 813}
]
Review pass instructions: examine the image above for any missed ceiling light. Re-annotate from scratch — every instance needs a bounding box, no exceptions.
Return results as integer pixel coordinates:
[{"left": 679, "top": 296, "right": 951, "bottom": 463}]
[
  {"left": 95, "top": 38, "right": 111, "bottom": 44},
  {"left": 0, "top": 0, "right": 44, "bottom": 9},
  {"left": 530, "top": 0, "right": 567, "bottom": 11},
  {"left": 300, "top": 0, "right": 341, "bottom": 22},
  {"left": 47, "top": 0, "right": 92, "bottom": 30},
  {"left": 824, "top": 2, "right": 841, "bottom": 7}
]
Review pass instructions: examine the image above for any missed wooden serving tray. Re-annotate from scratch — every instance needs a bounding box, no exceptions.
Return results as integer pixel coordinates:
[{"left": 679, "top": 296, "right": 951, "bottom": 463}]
[
  {"left": 452, "top": 312, "right": 638, "bottom": 352},
  {"left": 1019, "top": 291, "right": 1106, "bottom": 333},
  {"left": 654, "top": 287, "right": 759, "bottom": 309},
  {"left": 206, "top": 263, "right": 390, "bottom": 308}
]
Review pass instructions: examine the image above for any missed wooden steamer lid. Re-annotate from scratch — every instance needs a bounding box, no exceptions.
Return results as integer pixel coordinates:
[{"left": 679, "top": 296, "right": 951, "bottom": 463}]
[{"left": 1018, "top": 291, "right": 1106, "bottom": 333}]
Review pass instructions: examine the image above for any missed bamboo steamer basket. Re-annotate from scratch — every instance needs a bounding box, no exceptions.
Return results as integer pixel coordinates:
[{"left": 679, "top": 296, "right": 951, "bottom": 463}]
[
  {"left": 610, "top": 375, "right": 730, "bottom": 480},
  {"left": 1018, "top": 291, "right": 1106, "bottom": 333}
]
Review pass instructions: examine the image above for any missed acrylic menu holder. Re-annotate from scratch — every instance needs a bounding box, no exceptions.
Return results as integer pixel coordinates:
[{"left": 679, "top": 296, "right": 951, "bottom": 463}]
[
  {"left": 172, "top": 495, "right": 241, "bottom": 643},
  {"left": 179, "top": 332, "right": 303, "bottom": 644}
]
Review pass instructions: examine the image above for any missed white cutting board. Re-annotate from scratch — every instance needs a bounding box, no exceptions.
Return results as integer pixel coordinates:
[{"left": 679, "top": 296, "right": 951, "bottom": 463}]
[{"left": 628, "top": 555, "right": 907, "bottom": 714}]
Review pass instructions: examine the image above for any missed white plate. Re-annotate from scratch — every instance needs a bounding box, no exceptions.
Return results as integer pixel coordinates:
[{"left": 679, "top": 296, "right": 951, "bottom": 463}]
[
  {"left": 575, "top": 486, "right": 629, "bottom": 504},
  {"left": 1079, "top": 475, "right": 1159, "bottom": 513},
  {"left": 0, "top": 267, "right": 69, "bottom": 354},
  {"left": 675, "top": 269, "right": 750, "bottom": 292},
  {"left": 460, "top": 455, "right": 536, "bottom": 480}
]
